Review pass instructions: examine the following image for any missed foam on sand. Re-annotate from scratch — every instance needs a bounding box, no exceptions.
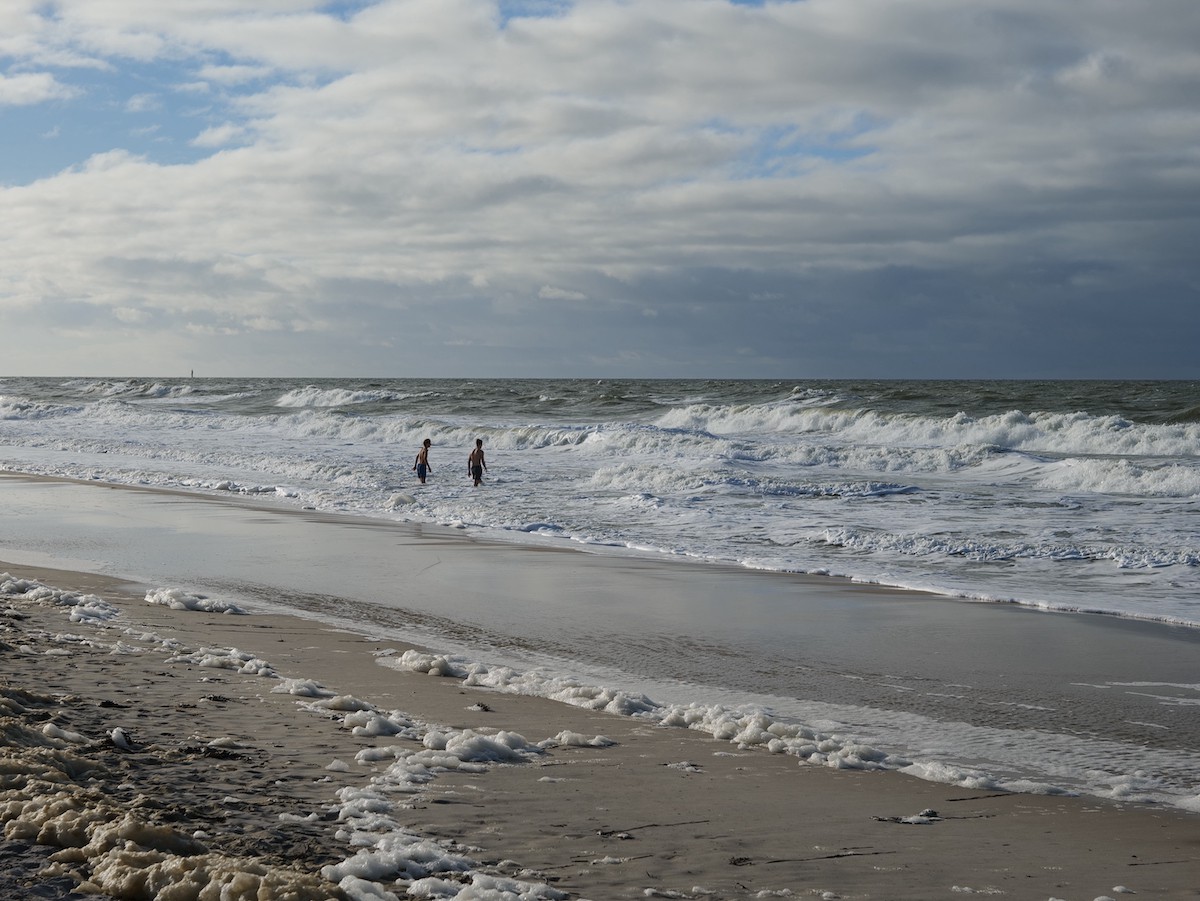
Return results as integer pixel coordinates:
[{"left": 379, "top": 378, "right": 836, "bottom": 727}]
[{"left": 1, "top": 573, "right": 572, "bottom": 900}]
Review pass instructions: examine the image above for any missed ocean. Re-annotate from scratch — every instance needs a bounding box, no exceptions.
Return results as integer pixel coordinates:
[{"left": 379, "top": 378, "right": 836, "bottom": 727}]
[
  {"left": 2, "top": 376, "right": 1199, "bottom": 811},
  {"left": 2, "top": 377, "right": 1197, "bottom": 624}
]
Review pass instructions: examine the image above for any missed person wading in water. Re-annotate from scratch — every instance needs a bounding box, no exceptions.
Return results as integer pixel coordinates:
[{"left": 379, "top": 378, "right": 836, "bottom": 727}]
[
  {"left": 467, "top": 438, "right": 487, "bottom": 486},
  {"left": 413, "top": 438, "right": 433, "bottom": 484}
]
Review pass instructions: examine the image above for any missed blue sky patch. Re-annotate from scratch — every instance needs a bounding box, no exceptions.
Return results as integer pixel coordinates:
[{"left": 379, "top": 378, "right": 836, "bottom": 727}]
[
  {"left": 1, "top": 54, "right": 273, "bottom": 184},
  {"left": 318, "top": 0, "right": 377, "bottom": 21},
  {"left": 704, "top": 117, "right": 879, "bottom": 181}
]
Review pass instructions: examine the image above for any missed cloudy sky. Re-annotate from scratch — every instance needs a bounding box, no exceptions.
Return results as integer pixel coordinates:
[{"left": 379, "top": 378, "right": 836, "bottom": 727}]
[{"left": 1, "top": 0, "right": 1198, "bottom": 379}]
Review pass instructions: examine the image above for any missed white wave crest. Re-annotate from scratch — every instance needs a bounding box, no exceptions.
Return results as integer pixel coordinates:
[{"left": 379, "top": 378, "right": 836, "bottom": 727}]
[
  {"left": 0, "top": 396, "right": 75, "bottom": 421},
  {"left": 655, "top": 402, "right": 1200, "bottom": 459},
  {"left": 1038, "top": 457, "right": 1200, "bottom": 498},
  {"left": 73, "top": 379, "right": 197, "bottom": 400},
  {"left": 274, "top": 386, "right": 402, "bottom": 408}
]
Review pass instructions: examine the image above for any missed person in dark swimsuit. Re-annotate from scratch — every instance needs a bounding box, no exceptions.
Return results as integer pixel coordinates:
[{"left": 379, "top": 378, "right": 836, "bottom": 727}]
[{"left": 467, "top": 438, "right": 487, "bottom": 486}]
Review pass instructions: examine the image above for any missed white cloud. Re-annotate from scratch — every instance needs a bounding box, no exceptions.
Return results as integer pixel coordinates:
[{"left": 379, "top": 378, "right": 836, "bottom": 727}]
[
  {"left": 125, "top": 92, "right": 160, "bottom": 112},
  {"left": 113, "top": 306, "right": 149, "bottom": 323},
  {"left": 244, "top": 316, "right": 284, "bottom": 331},
  {"left": 0, "top": 0, "right": 1197, "bottom": 377},
  {"left": 191, "top": 122, "right": 246, "bottom": 147},
  {"left": 538, "top": 286, "right": 587, "bottom": 301},
  {"left": 198, "top": 63, "right": 275, "bottom": 86},
  {"left": 0, "top": 71, "right": 78, "bottom": 105}
]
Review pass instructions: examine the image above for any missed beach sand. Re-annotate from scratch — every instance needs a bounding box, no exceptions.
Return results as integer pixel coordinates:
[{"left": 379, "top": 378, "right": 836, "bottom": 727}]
[{"left": 3, "top": 553, "right": 1199, "bottom": 901}]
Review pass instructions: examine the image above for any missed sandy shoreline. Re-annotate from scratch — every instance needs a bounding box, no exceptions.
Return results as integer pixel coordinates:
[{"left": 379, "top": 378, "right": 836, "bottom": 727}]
[{"left": 3, "top": 557, "right": 1199, "bottom": 900}]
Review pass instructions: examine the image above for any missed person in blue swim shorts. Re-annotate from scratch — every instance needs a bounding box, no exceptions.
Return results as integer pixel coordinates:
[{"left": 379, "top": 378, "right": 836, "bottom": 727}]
[{"left": 413, "top": 438, "right": 433, "bottom": 484}]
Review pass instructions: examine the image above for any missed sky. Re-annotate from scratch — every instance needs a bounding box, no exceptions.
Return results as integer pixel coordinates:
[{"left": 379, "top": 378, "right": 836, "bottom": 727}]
[{"left": 1, "top": 0, "right": 1198, "bottom": 379}]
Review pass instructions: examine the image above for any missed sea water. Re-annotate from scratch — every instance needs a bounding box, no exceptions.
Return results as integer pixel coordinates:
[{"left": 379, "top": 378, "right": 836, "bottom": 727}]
[{"left": 2, "top": 376, "right": 1197, "bottom": 624}]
